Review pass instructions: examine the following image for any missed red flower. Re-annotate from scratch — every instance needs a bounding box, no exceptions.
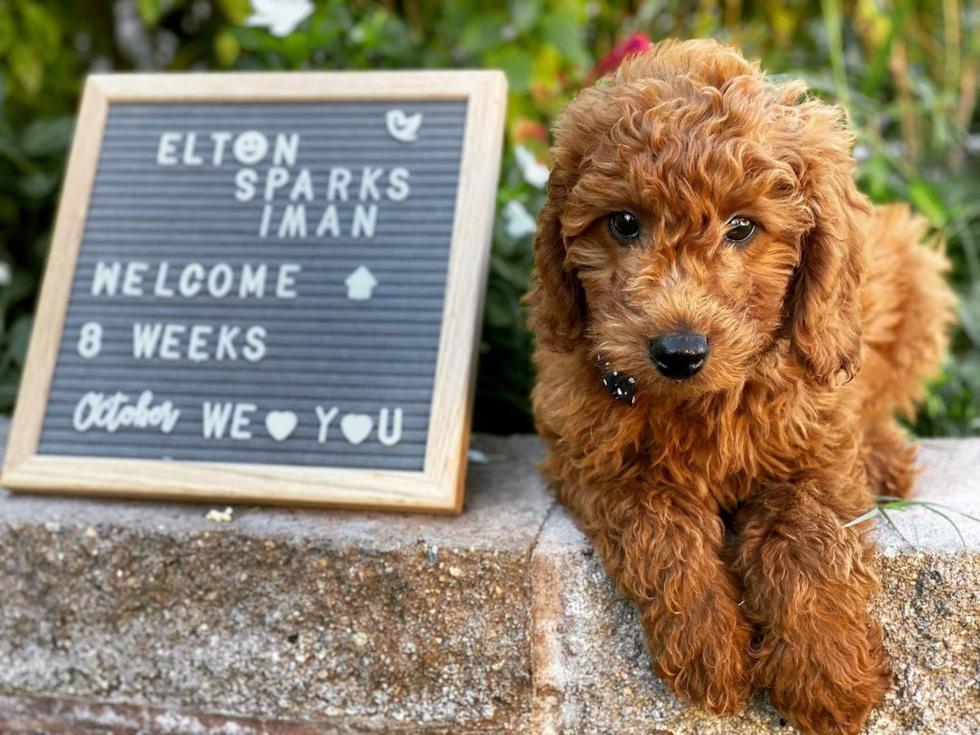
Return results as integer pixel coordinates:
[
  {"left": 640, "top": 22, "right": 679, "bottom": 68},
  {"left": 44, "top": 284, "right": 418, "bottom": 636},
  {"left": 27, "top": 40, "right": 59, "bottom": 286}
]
[
  {"left": 588, "top": 32, "right": 653, "bottom": 82},
  {"left": 512, "top": 119, "right": 549, "bottom": 146}
]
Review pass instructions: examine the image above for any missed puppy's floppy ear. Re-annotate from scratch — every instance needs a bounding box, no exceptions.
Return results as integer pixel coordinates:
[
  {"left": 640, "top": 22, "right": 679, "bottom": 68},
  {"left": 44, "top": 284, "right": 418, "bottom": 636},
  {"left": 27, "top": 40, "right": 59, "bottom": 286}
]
[
  {"left": 527, "top": 167, "right": 585, "bottom": 351},
  {"left": 779, "top": 91, "right": 871, "bottom": 385}
]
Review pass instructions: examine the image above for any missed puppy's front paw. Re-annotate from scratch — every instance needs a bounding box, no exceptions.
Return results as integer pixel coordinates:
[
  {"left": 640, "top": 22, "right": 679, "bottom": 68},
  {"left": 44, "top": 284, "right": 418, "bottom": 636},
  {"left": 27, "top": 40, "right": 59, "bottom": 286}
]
[
  {"left": 758, "top": 625, "right": 891, "bottom": 734},
  {"left": 646, "top": 593, "right": 755, "bottom": 715}
]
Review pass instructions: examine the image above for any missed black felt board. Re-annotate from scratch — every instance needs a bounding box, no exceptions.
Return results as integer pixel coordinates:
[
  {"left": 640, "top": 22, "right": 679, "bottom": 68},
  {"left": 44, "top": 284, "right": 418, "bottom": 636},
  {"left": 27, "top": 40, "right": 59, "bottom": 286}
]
[{"left": 37, "top": 100, "right": 467, "bottom": 472}]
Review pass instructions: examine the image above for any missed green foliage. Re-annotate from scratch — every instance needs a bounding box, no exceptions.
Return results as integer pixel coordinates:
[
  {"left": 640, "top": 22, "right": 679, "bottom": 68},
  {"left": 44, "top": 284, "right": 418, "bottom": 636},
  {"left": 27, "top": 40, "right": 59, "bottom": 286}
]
[{"left": 0, "top": 0, "right": 977, "bottom": 435}]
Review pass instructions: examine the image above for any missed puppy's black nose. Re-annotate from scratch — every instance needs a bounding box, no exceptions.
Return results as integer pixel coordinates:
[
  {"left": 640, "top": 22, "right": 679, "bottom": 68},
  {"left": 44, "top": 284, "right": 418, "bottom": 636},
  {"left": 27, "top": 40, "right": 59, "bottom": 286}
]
[{"left": 649, "top": 333, "right": 708, "bottom": 379}]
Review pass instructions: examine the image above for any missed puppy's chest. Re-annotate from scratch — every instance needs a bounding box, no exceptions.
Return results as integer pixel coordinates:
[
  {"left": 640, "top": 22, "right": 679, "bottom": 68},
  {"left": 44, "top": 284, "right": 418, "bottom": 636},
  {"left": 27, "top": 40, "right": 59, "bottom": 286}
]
[{"left": 642, "top": 413, "right": 812, "bottom": 507}]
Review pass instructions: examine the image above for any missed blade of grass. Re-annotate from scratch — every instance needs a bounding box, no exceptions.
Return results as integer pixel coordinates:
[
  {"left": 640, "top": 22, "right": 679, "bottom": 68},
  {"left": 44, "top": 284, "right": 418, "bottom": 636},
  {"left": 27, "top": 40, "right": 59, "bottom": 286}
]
[
  {"left": 877, "top": 495, "right": 980, "bottom": 525},
  {"left": 916, "top": 501, "right": 980, "bottom": 525},
  {"left": 820, "top": 0, "right": 851, "bottom": 110},
  {"left": 942, "top": 0, "right": 962, "bottom": 148},
  {"left": 861, "top": 0, "right": 911, "bottom": 98},
  {"left": 880, "top": 499, "right": 917, "bottom": 510},
  {"left": 917, "top": 503, "right": 968, "bottom": 549},
  {"left": 878, "top": 505, "right": 918, "bottom": 550},
  {"left": 843, "top": 506, "right": 881, "bottom": 528}
]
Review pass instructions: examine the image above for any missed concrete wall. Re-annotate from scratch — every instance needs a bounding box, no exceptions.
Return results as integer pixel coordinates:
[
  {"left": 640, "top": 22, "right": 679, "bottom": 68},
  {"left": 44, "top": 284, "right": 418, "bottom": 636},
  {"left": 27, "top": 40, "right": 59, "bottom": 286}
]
[{"left": 2, "top": 425, "right": 978, "bottom": 733}]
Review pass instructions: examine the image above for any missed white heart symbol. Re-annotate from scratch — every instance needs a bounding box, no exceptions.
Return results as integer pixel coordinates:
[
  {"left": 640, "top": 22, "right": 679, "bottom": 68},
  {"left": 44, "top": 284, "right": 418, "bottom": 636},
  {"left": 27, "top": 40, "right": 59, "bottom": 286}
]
[
  {"left": 265, "top": 410, "right": 298, "bottom": 442},
  {"left": 385, "top": 110, "right": 422, "bottom": 143},
  {"left": 341, "top": 413, "right": 373, "bottom": 445}
]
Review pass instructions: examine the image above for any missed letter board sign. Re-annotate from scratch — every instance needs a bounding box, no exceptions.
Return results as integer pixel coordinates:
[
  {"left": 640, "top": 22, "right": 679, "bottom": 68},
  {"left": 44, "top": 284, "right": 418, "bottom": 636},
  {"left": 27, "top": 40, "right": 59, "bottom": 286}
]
[{"left": 3, "top": 71, "right": 507, "bottom": 512}]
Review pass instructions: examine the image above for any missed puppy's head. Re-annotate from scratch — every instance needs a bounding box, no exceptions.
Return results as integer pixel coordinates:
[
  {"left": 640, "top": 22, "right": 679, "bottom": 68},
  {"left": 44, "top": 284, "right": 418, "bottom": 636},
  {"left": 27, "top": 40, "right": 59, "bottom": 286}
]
[{"left": 528, "top": 39, "right": 870, "bottom": 401}]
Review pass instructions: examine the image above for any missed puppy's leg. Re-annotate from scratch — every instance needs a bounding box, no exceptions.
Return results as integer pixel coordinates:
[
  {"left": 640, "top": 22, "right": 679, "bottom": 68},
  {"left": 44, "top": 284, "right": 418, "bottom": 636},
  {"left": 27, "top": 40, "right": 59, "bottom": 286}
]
[
  {"left": 861, "top": 422, "right": 918, "bottom": 499},
  {"left": 571, "top": 487, "right": 755, "bottom": 714},
  {"left": 733, "top": 481, "right": 891, "bottom": 734}
]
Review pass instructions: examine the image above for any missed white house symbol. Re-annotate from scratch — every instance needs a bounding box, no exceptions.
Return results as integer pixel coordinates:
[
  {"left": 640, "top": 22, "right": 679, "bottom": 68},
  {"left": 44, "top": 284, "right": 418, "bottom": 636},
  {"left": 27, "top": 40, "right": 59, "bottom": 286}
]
[{"left": 345, "top": 265, "right": 378, "bottom": 301}]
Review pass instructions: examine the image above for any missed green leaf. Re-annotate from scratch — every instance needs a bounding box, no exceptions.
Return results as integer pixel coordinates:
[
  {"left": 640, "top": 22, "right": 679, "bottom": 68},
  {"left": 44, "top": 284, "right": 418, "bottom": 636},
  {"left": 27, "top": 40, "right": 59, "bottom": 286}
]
[
  {"left": 0, "top": 368, "right": 21, "bottom": 413},
  {"left": 858, "top": 155, "right": 894, "bottom": 203},
  {"left": 9, "top": 44, "right": 43, "bottom": 95},
  {"left": 485, "top": 285, "right": 517, "bottom": 329},
  {"left": 21, "top": 117, "right": 74, "bottom": 157},
  {"left": 0, "top": 134, "right": 29, "bottom": 170},
  {"left": 6, "top": 314, "right": 32, "bottom": 368},
  {"left": 0, "top": 267, "right": 37, "bottom": 314},
  {"left": 490, "top": 253, "right": 530, "bottom": 291},
  {"left": 231, "top": 25, "right": 288, "bottom": 54},
  {"left": 19, "top": 2, "right": 60, "bottom": 58},
  {"left": 509, "top": 0, "right": 541, "bottom": 34},
  {"left": 136, "top": 0, "right": 163, "bottom": 26},
  {"left": 214, "top": 29, "right": 242, "bottom": 67},
  {"left": 485, "top": 47, "right": 533, "bottom": 94},
  {"left": 0, "top": 14, "right": 16, "bottom": 55},
  {"left": 908, "top": 180, "right": 947, "bottom": 226},
  {"left": 216, "top": 0, "right": 253, "bottom": 24},
  {"left": 19, "top": 171, "right": 59, "bottom": 199},
  {"left": 539, "top": 14, "right": 590, "bottom": 68},
  {"left": 458, "top": 14, "right": 507, "bottom": 56}
]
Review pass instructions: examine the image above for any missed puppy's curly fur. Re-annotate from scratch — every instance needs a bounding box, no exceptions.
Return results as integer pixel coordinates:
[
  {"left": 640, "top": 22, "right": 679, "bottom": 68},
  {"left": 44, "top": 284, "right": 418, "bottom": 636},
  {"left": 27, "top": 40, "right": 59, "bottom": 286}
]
[{"left": 528, "top": 40, "right": 955, "bottom": 733}]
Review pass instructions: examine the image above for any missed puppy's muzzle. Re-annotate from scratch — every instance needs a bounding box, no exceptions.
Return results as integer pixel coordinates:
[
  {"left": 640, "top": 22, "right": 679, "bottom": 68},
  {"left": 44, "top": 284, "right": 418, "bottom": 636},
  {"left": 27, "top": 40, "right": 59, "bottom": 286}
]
[{"left": 649, "top": 332, "right": 708, "bottom": 380}]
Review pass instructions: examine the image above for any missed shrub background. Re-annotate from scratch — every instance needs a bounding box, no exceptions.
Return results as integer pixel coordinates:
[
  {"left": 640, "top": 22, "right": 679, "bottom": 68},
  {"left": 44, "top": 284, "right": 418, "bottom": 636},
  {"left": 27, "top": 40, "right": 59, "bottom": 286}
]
[{"left": 0, "top": 0, "right": 977, "bottom": 435}]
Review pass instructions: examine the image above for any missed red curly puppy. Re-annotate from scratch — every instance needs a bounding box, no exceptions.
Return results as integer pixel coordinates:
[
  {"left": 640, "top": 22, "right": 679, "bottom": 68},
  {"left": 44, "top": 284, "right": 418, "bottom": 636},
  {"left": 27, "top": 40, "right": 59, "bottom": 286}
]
[{"left": 528, "top": 40, "right": 955, "bottom": 733}]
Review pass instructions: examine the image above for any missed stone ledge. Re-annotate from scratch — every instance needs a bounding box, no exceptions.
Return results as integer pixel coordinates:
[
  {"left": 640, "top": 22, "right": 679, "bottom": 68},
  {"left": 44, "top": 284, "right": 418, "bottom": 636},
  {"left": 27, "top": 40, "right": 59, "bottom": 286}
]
[{"left": 1, "top": 420, "right": 978, "bottom": 733}]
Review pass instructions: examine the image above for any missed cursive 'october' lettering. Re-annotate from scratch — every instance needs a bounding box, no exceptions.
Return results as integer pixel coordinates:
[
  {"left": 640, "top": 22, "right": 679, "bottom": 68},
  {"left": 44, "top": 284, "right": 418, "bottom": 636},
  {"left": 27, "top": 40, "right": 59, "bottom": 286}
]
[{"left": 73, "top": 390, "right": 180, "bottom": 434}]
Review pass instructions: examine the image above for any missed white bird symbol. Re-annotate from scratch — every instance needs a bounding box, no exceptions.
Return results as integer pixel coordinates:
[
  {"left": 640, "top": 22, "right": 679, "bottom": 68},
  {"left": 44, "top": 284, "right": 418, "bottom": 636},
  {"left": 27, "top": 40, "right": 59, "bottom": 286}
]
[{"left": 386, "top": 110, "right": 423, "bottom": 143}]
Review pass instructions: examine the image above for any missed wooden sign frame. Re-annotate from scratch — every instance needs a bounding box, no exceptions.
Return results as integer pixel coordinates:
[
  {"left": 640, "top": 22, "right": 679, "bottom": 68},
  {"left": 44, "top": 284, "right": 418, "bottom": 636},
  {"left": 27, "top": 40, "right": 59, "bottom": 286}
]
[{"left": 2, "top": 70, "right": 507, "bottom": 513}]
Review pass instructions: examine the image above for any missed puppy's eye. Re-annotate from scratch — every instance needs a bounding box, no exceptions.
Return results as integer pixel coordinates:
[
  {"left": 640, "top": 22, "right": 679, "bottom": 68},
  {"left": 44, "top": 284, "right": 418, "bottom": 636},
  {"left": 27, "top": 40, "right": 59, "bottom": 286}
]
[
  {"left": 724, "top": 216, "right": 757, "bottom": 245},
  {"left": 608, "top": 211, "right": 641, "bottom": 242}
]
